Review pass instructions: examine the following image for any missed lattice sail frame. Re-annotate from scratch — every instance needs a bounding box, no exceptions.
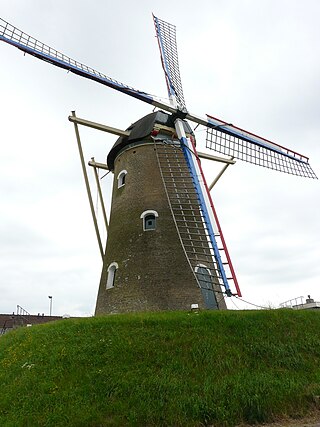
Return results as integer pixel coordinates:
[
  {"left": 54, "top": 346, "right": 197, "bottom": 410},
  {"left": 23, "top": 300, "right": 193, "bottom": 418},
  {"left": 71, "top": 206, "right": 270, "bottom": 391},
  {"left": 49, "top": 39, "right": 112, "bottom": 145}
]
[
  {"left": 205, "top": 115, "right": 317, "bottom": 179},
  {"left": 0, "top": 17, "right": 157, "bottom": 105},
  {"left": 153, "top": 15, "right": 186, "bottom": 110}
]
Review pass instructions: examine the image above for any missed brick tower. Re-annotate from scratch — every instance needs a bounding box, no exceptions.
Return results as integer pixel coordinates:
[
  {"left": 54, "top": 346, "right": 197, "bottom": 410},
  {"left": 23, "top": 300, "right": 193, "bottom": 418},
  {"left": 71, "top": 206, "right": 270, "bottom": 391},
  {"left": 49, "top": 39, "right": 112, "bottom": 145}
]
[{"left": 94, "top": 111, "right": 227, "bottom": 314}]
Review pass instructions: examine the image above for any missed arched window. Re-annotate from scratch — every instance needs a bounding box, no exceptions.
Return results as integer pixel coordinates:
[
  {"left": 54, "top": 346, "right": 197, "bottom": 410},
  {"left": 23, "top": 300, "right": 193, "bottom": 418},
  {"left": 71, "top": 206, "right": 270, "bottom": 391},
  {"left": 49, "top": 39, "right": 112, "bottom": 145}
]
[
  {"left": 140, "top": 210, "right": 159, "bottom": 231},
  {"left": 195, "top": 264, "right": 218, "bottom": 310},
  {"left": 106, "top": 262, "right": 118, "bottom": 289},
  {"left": 117, "top": 170, "right": 127, "bottom": 188}
]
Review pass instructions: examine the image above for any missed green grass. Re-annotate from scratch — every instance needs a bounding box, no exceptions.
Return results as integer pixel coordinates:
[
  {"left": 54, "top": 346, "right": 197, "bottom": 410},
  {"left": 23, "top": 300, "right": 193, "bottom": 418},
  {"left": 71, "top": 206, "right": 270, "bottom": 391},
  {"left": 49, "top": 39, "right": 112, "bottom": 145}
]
[{"left": 0, "top": 309, "right": 320, "bottom": 426}]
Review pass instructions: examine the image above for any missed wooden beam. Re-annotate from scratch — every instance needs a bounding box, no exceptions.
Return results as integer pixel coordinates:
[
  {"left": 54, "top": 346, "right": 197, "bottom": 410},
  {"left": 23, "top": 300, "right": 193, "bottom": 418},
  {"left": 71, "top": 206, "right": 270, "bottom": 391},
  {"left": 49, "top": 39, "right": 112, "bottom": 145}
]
[{"left": 68, "top": 115, "right": 130, "bottom": 137}]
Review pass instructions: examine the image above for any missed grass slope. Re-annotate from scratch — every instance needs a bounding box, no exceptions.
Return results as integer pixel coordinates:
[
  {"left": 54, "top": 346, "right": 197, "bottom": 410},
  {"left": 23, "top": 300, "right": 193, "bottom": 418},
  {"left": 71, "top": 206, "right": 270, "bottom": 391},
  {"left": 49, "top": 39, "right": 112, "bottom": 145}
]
[{"left": 0, "top": 310, "right": 320, "bottom": 426}]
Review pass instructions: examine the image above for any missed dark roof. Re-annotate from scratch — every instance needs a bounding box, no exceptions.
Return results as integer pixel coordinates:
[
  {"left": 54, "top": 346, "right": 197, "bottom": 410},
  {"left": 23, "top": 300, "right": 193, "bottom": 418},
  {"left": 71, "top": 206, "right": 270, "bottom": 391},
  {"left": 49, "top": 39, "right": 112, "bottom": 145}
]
[
  {"left": 0, "top": 314, "right": 63, "bottom": 332},
  {"left": 107, "top": 110, "right": 193, "bottom": 170}
]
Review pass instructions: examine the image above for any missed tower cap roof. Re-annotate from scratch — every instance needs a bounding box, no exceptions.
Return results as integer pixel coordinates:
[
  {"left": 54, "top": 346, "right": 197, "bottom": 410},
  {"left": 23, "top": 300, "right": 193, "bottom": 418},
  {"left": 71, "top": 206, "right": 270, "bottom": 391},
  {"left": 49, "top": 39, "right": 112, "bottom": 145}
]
[{"left": 107, "top": 110, "right": 193, "bottom": 170}]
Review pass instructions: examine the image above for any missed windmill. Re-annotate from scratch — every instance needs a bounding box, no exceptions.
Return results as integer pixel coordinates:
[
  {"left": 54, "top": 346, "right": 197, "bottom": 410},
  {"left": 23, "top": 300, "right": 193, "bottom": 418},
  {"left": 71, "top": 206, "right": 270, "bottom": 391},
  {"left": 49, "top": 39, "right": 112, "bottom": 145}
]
[{"left": 0, "top": 16, "right": 317, "bottom": 314}]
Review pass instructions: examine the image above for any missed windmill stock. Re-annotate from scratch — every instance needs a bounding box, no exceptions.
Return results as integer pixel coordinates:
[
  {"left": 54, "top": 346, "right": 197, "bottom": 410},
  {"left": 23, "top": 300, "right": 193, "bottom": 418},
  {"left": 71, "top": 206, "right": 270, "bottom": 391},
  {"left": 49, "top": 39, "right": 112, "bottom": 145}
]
[{"left": 0, "top": 16, "right": 317, "bottom": 314}]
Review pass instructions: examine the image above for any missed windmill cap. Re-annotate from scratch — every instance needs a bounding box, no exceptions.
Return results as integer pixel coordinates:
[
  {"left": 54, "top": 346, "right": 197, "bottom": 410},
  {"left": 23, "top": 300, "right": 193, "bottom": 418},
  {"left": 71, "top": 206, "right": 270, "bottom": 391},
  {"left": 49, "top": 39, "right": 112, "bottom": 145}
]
[{"left": 107, "top": 110, "right": 193, "bottom": 170}]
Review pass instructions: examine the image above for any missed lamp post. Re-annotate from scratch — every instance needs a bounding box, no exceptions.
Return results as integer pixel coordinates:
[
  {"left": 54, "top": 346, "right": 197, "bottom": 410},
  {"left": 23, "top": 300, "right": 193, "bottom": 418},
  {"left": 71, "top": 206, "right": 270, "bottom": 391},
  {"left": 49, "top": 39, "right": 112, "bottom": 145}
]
[{"left": 48, "top": 296, "right": 52, "bottom": 316}]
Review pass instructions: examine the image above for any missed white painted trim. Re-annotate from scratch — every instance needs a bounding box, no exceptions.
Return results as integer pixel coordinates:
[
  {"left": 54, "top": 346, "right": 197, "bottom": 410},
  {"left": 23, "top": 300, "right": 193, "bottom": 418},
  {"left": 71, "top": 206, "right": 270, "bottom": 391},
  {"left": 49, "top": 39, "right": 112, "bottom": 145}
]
[
  {"left": 140, "top": 210, "right": 159, "bottom": 231},
  {"left": 195, "top": 264, "right": 211, "bottom": 275},
  {"left": 108, "top": 261, "right": 119, "bottom": 271},
  {"left": 117, "top": 169, "right": 127, "bottom": 188},
  {"left": 140, "top": 210, "right": 159, "bottom": 219}
]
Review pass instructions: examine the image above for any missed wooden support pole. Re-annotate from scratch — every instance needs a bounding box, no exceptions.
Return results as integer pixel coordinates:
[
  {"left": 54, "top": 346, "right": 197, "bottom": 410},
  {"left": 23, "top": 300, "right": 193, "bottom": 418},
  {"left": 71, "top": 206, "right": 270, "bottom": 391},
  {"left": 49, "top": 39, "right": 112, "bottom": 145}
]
[
  {"left": 208, "top": 158, "right": 234, "bottom": 191},
  {"left": 197, "top": 151, "right": 235, "bottom": 165},
  {"left": 68, "top": 115, "right": 130, "bottom": 137},
  {"left": 88, "top": 160, "right": 109, "bottom": 170},
  {"left": 71, "top": 111, "right": 104, "bottom": 260},
  {"left": 90, "top": 157, "right": 109, "bottom": 233}
]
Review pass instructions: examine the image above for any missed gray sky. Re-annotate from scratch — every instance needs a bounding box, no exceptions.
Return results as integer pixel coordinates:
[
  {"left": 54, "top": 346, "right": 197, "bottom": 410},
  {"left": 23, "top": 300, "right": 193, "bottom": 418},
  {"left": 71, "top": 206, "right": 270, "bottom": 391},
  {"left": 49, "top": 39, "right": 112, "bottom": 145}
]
[{"left": 1, "top": 0, "right": 319, "bottom": 316}]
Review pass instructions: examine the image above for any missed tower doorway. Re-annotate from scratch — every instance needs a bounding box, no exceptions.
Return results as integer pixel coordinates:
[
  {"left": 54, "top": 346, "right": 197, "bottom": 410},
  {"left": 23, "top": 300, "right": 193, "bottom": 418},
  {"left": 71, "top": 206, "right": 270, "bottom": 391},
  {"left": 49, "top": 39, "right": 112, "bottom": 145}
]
[{"left": 195, "top": 265, "right": 218, "bottom": 309}]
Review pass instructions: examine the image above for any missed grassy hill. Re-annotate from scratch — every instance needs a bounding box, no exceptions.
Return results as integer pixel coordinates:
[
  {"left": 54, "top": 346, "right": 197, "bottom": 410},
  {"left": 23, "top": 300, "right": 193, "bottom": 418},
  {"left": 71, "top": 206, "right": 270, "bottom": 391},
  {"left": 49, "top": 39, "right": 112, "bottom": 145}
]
[{"left": 0, "top": 309, "right": 319, "bottom": 426}]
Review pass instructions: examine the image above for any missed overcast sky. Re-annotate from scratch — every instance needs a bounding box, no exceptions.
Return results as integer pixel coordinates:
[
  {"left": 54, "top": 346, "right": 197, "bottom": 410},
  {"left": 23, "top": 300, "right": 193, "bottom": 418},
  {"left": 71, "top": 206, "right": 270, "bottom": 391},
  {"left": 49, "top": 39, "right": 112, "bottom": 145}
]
[{"left": 0, "top": 0, "right": 319, "bottom": 316}]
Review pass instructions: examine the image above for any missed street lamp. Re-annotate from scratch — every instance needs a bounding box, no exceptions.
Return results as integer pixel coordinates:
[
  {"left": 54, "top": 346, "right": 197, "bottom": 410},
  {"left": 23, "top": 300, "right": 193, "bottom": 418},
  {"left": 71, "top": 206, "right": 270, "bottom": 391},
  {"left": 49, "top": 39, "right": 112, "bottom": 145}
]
[{"left": 48, "top": 296, "right": 53, "bottom": 316}]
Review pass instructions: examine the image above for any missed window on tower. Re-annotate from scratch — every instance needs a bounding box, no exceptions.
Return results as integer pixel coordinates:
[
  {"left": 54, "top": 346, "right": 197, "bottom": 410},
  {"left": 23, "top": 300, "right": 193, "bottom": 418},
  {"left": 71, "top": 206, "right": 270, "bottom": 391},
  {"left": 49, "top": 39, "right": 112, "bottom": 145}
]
[
  {"left": 106, "top": 262, "right": 118, "bottom": 289},
  {"left": 140, "top": 210, "right": 159, "bottom": 231},
  {"left": 145, "top": 214, "right": 156, "bottom": 230},
  {"left": 117, "top": 170, "right": 127, "bottom": 188}
]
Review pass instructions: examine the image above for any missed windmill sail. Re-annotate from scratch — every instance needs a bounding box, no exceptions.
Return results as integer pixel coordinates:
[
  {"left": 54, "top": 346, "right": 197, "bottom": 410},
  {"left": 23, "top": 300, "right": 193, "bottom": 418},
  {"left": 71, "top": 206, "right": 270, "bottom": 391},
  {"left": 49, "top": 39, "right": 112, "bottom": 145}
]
[
  {"left": 205, "top": 114, "right": 317, "bottom": 178},
  {"left": 0, "top": 17, "right": 160, "bottom": 107},
  {"left": 179, "top": 132, "right": 241, "bottom": 297},
  {"left": 153, "top": 15, "right": 186, "bottom": 110},
  {"left": 153, "top": 16, "right": 240, "bottom": 297}
]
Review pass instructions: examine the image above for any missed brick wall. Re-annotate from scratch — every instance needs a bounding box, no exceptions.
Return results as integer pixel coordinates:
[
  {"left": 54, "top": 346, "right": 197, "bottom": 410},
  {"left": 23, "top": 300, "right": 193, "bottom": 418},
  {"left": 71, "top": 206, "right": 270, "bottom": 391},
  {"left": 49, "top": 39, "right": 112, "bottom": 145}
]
[{"left": 95, "top": 138, "right": 227, "bottom": 315}]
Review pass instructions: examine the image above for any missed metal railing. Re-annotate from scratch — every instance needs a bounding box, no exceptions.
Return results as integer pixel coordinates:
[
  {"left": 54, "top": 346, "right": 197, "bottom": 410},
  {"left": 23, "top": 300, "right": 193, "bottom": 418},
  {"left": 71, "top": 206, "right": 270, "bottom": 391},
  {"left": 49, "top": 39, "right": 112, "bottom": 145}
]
[{"left": 279, "top": 296, "right": 304, "bottom": 309}]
